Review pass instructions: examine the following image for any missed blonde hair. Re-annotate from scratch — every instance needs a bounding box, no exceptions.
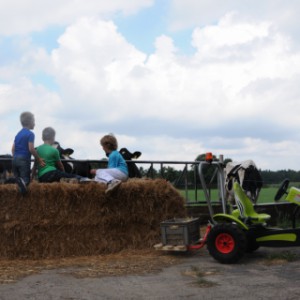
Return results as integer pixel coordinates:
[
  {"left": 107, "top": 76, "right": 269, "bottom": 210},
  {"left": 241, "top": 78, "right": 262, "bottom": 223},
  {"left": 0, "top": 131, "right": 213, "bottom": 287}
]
[
  {"left": 20, "top": 111, "right": 34, "bottom": 127},
  {"left": 100, "top": 134, "right": 118, "bottom": 151}
]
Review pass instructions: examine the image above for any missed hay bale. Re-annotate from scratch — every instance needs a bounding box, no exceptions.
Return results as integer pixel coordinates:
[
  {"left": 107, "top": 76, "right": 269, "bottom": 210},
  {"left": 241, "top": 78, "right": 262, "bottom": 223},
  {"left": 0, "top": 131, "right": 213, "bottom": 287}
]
[{"left": 0, "top": 179, "right": 186, "bottom": 259}]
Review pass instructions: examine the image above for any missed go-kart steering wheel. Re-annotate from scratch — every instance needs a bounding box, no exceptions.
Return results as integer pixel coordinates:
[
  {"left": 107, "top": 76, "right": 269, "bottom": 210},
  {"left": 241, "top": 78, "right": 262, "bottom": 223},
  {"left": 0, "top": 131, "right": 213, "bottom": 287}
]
[{"left": 274, "top": 178, "right": 290, "bottom": 202}]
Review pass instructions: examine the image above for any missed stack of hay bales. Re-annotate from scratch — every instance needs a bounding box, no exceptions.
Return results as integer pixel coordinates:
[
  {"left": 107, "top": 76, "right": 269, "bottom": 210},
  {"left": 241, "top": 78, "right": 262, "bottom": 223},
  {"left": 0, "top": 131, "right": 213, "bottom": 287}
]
[{"left": 0, "top": 179, "right": 186, "bottom": 259}]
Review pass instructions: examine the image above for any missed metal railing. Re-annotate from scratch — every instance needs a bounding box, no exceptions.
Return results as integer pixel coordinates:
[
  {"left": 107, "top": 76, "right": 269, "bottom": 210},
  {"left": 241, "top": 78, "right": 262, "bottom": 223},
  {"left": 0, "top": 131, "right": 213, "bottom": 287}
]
[
  {"left": 61, "top": 159, "right": 205, "bottom": 203},
  {"left": 0, "top": 157, "right": 224, "bottom": 204}
]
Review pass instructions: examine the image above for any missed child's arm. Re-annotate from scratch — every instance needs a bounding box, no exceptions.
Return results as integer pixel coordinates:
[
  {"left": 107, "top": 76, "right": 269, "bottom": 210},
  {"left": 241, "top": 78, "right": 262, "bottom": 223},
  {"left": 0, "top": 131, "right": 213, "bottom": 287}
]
[
  {"left": 55, "top": 160, "right": 65, "bottom": 172},
  {"left": 28, "top": 142, "right": 45, "bottom": 167},
  {"left": 31, "top": 160, "right": 38, "bottom": 180}
]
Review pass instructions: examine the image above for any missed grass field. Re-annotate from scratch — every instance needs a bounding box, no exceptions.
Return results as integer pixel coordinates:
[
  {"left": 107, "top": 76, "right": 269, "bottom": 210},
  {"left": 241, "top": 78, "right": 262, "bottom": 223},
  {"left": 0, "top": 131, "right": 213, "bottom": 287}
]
[{"left": 180, "top": 187, "right": 289, "bottom": 204}]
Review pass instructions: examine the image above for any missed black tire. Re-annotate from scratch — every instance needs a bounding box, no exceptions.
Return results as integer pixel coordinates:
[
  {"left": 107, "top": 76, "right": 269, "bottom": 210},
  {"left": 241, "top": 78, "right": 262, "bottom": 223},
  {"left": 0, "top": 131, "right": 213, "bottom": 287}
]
[{"left": 207, "top": 223, "right": 247, "bottom": 264}]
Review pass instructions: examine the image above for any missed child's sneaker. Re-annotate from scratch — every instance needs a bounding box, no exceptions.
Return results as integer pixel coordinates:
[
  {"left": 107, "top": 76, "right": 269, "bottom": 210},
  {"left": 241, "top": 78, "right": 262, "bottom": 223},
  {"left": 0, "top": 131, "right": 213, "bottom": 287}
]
[
  {"left": 79, "top": 177, "right": 93, "bottom": 183},
  {"left": 16, "top": 177, "right": 27, "bottom": 195},
  {"left": 105, "top": 180, "right": 122, "bottom": 194}
]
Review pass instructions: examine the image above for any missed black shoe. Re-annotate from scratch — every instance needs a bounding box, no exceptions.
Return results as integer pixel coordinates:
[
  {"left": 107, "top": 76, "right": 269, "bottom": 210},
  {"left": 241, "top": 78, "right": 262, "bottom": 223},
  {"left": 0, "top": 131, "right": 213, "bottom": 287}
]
[{"left": 16, "top": 177, "right": 27, "bottom": 195}]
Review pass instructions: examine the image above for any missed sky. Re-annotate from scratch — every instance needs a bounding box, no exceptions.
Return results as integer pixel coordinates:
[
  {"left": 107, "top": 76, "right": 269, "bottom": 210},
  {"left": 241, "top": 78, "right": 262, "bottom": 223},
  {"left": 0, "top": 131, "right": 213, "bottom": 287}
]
[{"left": 1, "top": 0, "right": 300, "bottom": 171}]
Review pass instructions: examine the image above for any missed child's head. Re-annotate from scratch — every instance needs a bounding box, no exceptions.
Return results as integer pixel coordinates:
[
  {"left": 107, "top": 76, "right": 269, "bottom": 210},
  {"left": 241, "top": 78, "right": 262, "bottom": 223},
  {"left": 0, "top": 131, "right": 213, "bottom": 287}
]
[
  {"left": 100, "top": 134, "right": 118, "bottom": 152},
  {"left": 42, "top": 127, "right": 56, "bottom": 143},
  {"left": 20, "top": 112, "right": 35, "bottom": 129}
]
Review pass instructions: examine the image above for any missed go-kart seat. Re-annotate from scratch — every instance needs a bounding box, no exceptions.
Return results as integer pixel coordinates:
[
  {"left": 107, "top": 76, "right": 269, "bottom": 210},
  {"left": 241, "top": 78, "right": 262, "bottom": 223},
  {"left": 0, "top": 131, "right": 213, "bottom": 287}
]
[{"left": 233, "top": 182, "right": 271, "bottom": 225}]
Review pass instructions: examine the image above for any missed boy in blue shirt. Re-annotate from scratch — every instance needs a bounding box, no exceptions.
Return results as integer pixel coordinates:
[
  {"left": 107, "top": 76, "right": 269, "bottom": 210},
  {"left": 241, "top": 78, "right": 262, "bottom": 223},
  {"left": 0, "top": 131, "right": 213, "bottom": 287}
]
[{"left": 12, "top": 111, "right": 44, "bottom": 194}]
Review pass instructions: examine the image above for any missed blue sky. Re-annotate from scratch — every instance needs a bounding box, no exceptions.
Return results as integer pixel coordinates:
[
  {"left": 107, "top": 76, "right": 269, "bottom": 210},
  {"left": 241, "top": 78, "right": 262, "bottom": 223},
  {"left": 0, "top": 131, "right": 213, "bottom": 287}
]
[
  {"left": 1, "top": 0, "right": 300, "bottom": 171},
  {"left": 114, "top": 1, "right": 169, "bottom": 54},
  {"left": 31, "top": 26, "right": 65, "bottom": 53},
  {"left": 112, "top": 0, "right": 194, "bottom": 55}
]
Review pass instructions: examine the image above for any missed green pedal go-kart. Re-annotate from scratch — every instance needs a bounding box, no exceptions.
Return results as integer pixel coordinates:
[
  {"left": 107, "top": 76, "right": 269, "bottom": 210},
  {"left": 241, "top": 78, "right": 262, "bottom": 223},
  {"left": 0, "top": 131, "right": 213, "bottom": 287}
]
[{"left": 207, "top": 179, "right": 300, "bottom": 264}]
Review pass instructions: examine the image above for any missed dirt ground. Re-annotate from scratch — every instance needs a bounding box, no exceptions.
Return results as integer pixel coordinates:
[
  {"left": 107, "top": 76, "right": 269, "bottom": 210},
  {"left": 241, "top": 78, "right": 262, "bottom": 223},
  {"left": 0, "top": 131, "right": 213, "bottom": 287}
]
[{"left": 1, "top": 247, "right": 300, "bottom": 300}]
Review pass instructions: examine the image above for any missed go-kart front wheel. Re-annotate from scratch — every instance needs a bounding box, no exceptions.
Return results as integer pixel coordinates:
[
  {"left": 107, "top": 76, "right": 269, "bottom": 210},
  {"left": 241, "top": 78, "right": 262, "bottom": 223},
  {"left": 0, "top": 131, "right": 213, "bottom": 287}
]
[{"left": 207, "top": 223, "right": 247, "bottom": 264}]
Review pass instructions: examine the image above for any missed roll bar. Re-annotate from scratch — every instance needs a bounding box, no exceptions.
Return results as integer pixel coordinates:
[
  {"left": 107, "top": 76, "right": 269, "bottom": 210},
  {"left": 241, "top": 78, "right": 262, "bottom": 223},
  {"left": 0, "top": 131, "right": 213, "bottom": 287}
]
[{"left": 198, "top": 161, "right": 227, "bottom": 223}]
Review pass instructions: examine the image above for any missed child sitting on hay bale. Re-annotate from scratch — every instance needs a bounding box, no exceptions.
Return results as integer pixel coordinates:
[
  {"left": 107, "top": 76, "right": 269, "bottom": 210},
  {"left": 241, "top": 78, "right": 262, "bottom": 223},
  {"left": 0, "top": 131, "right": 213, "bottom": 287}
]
[
  {"left": 33, "top": 127, "right": 88, "bottom": 183},
  {"left": 90, "top": 134, "right": 128, "bottom": 193}
]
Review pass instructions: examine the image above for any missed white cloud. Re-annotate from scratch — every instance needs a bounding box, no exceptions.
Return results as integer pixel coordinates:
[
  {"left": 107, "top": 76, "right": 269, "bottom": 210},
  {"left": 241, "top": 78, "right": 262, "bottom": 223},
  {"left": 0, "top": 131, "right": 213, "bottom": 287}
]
[
  {"left": 191, "top": 13, "right": 270, "bottom": 56},
  {"left": 43, "top": 16, "right": 300, "bottom": 166},
  {"left": 0, "top": 0, "right": 153, "bottom": 35},
  {"left": 168, "top": 0, "right": 300, "bottom": 36},
  {"left": 1, "top": 2, "right": 300, "bottom": 171}
]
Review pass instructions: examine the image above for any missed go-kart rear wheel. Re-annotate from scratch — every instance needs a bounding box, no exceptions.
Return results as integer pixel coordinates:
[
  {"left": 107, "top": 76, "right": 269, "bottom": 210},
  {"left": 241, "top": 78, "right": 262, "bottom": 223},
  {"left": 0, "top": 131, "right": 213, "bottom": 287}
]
[{"left": 207, "top": 223, "right": 247, "bottom": 264}]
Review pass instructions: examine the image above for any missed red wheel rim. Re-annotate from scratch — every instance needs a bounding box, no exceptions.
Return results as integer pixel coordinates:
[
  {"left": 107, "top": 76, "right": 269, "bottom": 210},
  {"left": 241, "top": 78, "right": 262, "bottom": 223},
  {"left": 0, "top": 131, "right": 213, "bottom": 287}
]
[{"left": 215, "top": 233, "right": 235, "bottom": 254}]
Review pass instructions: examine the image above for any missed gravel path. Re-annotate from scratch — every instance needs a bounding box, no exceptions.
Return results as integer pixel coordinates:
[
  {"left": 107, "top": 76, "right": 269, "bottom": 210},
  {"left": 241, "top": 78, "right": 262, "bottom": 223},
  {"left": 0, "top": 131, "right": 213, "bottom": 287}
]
[{"left": 1, "top": 247, "right": 300, "bottom": 300}]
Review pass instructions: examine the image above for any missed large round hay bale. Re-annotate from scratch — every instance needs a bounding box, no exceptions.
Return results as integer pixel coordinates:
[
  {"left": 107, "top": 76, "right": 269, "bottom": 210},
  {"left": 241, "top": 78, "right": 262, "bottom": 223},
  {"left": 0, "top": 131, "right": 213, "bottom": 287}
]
[{"left": 0, "top": 179, "right": 186, "bottom": 259}]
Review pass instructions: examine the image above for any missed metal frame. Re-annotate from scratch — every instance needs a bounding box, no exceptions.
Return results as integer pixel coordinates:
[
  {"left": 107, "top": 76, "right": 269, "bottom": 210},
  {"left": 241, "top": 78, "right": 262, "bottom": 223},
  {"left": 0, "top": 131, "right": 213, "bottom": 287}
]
[
  {"left": 0, "top": 157, "right": 226, "bottom": 205},
  {"left": 198, "top": 161, "right": 227, "bottom": 217}
]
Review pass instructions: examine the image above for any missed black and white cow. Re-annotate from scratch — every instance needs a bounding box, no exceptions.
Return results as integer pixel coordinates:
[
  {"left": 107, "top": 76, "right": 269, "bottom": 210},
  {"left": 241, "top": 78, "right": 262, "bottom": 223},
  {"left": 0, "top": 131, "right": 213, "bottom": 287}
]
[
  {"left": 0, "top": 154, "right": 13, "bottom": 183},
  {"left": 52, "top": 142, "right": 92, "bottom": 178},
  {"left": 225, "top": 160, "right": 263, "bottom": 204},
  {"left": 119, "top": 148, "right": 142, "bottom": 178}
]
